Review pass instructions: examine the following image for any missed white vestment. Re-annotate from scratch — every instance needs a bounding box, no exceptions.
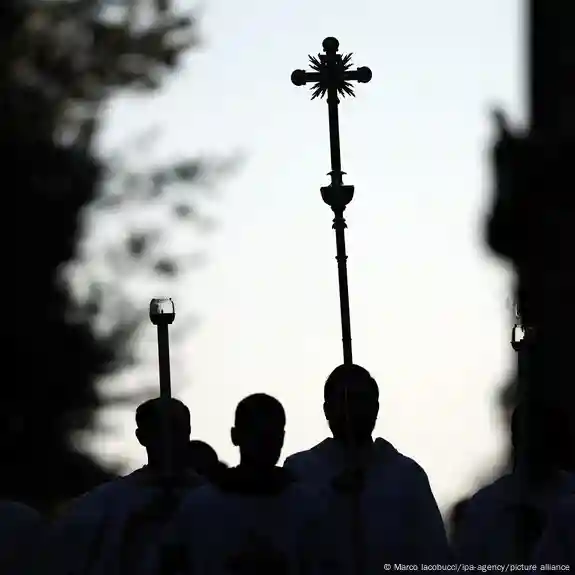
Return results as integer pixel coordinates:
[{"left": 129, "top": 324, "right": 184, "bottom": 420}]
[
  {"left": 42, "top": 467, "right": 203, "bottom": 575},
  {"left": 453, "top": 470, "right": 575, "bottom": 564},
  {"left": 532, "top": 495, "right": 575, "bottom": 568},
  {"left": 0, "top": 501, "right": 45, "bottom": 575},
  {"left": 284, "top": 437, "right": 452, "bottom": 572},
  {"left": 162, "top": 467, "right": 329, "bottom": 575}
]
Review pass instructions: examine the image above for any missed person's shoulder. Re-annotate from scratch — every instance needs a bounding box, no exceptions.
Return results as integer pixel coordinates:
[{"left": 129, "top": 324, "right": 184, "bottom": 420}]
[
  {"left": 165, "top": 484, "right": 220, "bottom": 545},
  {"left": 67, "top": 482, "right": 111, "bottom": 509},
  {"left": 0, "top": 502, "right": 45, "bottom": 563},
  {"left": 550, "top": 494, "right": 575, "bottom": 525},
  {"left": 0, "top": 500, "right": 41, "bottom": 524},
  {"left": 559, "top": 470, "right": 575, "bottom": 495},
  {"left": 172, "top": 483, "right": 228, "bottom": 534},
  {"left": 284, "top": 438, "right": 333, "bottom": 466},
  {"left": 277, "top": 480, "right": 330, "bottom": 522},
  {"left": 79, "top": 476, "right": 127, "bottom": 501},
  {"left": 561, "top": 494, "right": 575, "bottom": 512},
  {"left": 183, "top": 469, "right": 206, "bottom": 487},
  {"left": 0, "top": 500, "right": 38, "bottom": 515},
  {"left": 285, "top": 478, "right": 326, "bottom": 499},
  {"left": 180, "top": 482, "right": 220, "bottom": 510},
  {"left": 535, "top": 494, "right": 575, "bottom": 559},
  {"left": 375, "top": 439, "right": 429, "bottom": 477},
  {"left": 462, "top": 474, "right": 514, "bottom": 516},
  {"left": 65, "top": 472, "right": 140, "bottom": 516},
  {"left": 471, "top": 474, "right": 513, "bottom": 500}
]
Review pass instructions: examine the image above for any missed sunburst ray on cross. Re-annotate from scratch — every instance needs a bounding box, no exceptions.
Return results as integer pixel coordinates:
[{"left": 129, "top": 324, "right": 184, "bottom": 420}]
[{"left": 307, "top": 52, "right": 356, "bottom": 100}]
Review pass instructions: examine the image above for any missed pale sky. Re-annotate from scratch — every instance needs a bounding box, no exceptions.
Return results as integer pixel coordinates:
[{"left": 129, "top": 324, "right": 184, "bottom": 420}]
[{"left": 83, "top": 0, "right": 525, "bottom": 512}]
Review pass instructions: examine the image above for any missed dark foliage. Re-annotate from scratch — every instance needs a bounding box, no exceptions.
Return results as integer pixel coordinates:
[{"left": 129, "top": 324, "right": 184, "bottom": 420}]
[
  {"left": 449, "top": 0, "right": 575, "bottom": 548},
  {"left": 0, "top": 0, "right": 207, "bottom": 514},
  {"left": 0, "top": 92, "right": 121, "bottom": 514}
]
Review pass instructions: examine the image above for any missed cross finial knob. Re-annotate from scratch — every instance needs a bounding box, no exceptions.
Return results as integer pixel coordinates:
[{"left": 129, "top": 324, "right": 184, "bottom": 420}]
[
  {"left": 322, "top": 37, "right": 339, "bottom": 53},
  {"left": 291, "top": 69, "right": 308, "bottom": 86},
  {"left": 356, "top": 66, "right": 372, "bottom": 83}
]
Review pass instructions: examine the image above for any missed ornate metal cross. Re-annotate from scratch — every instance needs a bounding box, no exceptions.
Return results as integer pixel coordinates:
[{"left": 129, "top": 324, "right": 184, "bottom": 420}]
[{"left": 291, "top": 37, "right": 372, "bottom": 365}]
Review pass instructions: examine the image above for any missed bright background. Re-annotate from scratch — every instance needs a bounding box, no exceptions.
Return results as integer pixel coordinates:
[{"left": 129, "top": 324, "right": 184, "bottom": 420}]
[{"left": 89, "top": 0, "right": 525, "bottom": 512}]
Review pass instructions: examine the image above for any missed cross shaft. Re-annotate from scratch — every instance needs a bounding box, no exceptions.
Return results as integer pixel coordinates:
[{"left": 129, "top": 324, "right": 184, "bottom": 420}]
[{"left": 291, "top": 37, "right": 371, "bottom": 365}]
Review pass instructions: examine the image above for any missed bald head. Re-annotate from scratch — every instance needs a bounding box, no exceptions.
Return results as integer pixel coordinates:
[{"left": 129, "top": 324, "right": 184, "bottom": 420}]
[
  {"left": 135, "top": 398, "right": 191, "bottom": 470},
  {"left": 232, "top": 394, "right": 285, "bottom": 469},
  {"left": 136, "top": 398, "right": 190, "bottom": 431},
  {"left": 324, "top": 364, "right": 379, "bottom": 402},
  {"left": 323, "top": 364, "right": 379, "bottom": 444},
  {"left": 234, "top": 393, "right": 286, "bottom": 429},
  {"left": 188, "top": 440, "right": 219, "bottom": 477}
]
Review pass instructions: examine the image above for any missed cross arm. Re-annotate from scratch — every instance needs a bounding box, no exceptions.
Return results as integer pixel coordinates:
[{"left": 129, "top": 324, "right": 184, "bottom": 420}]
[
  {"left": 344, "top": 67, "right": 372, "bottom": 84},
  {"left": 291, "top": 68, "right": 372, "bottom": 87},
  {"left": 291, "top": 70, "right": 321, "bottom": 86}
]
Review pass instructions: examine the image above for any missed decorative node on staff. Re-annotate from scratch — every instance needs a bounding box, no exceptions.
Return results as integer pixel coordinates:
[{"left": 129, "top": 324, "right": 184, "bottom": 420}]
[{"left": 320, "top": 182, "right": 355, "bottom": 211}]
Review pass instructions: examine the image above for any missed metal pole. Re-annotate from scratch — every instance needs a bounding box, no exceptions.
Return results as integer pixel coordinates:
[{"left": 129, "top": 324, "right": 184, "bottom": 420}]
[
  {"left": 327, "top": 83, "right": 353, "bottom": 364},
  {"left": 149, "top": 298, "right": 176, "bottom": 488},
  {"left": 157, "top": 321, "right": 173, "bottom": 482},
  {"left": 334, "top": 214, "right": 353, "bottom": 364},
  {"left": 157, "top": 322, "right": 172, "bottom": 398},
  {"left": 511, "top": 300, "right": 540, "bottom": 562}
]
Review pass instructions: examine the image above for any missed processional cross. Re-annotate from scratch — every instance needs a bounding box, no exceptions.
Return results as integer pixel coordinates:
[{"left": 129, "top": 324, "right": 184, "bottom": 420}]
[{"left": 291, "top": 37, "right": 371, "bottom": 364}]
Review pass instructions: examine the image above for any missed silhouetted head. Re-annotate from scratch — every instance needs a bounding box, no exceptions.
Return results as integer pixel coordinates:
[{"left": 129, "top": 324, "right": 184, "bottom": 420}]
[
  {"left": 135, "top": 398, "right": 191, "bottom": 471},
  {"left": 188, "top": 440, "right": 220, "bottom": 478},
  {"left": 323, "top": 364, "right": 379, "bottom": 444},
  {"left": 231, "top": 394, "right": 286, "bottom": 470}
]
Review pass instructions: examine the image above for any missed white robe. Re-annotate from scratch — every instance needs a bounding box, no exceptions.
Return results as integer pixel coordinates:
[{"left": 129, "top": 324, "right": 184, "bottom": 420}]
[
  {"left": 162, "top": 469, "right": 329, "bottom": 575},
  {"left": 0, "top": 501, "right": 45, "bottom": 575},
  {"left": 453, "top": 470, "right": 575, "bottom": 564},
  {"left": 284, "top": 437, "right": 452, "bottom": 572},
  {"left": 41, "top": 467, "right": 203, "bottom": 575},
  {"left": 531, "top": 495, "right": 575, "bottom": 568}
]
